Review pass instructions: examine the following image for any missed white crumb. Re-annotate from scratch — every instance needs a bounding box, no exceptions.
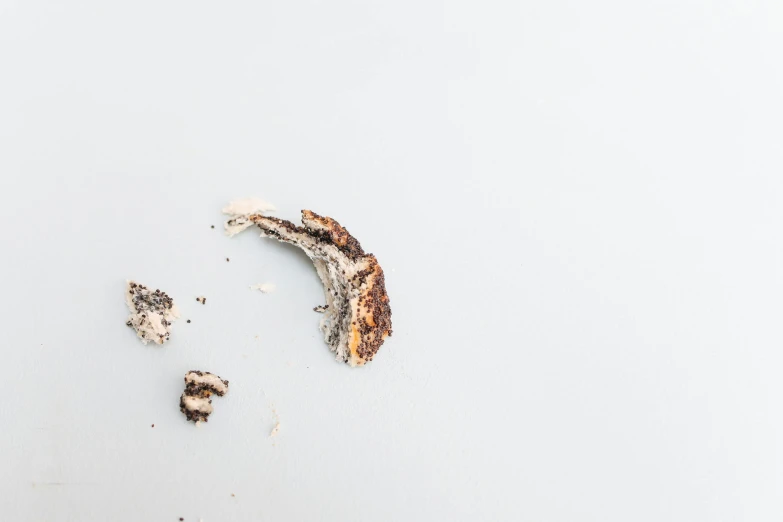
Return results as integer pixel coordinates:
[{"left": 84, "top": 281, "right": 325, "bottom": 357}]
[
  {"left": 250, "top": 283, "right": 276, "bottom": 293},
  {"left": 223, "top": 197, "right": 276, "bottom": 237},
  {"left": 269, "top": 403, "right": 281, "bottom": 438},
  {"left": 223, "top": 197, "right": 276, "bottom": 216}
]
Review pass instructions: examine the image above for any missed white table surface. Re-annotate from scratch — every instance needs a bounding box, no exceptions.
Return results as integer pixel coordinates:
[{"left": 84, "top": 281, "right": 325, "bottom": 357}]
[{"left": 1, "top": 1, "right": 782, "bottom": 520}]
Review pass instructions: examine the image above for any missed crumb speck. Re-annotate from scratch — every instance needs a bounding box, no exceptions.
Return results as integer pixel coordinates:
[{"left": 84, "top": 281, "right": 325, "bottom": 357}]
[
  {"left": 249, "top": 283, "right": 276, "bottom": 294},
  {"left": 270, "top": 422, "right": 280, "bottom": 437},
  {"left": 187, "top": 319, "right": 191, "bottom": 323},
  {"left": 211, "top": 225, "right": 215, "bottom": 229},
  {"left": 151, "top": 424, "right": 154, "bottom": 428},
  {"left": 226, "top": 257, "right": 230, "bottom": 262},
  {"left": 196, "top": 296, "right": 206, "bottom": 305}
]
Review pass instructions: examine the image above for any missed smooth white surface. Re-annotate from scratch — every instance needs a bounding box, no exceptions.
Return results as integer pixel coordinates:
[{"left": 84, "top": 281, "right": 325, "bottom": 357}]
[{"left": 1, "top": 1, "right": 783, "bottom": 520}]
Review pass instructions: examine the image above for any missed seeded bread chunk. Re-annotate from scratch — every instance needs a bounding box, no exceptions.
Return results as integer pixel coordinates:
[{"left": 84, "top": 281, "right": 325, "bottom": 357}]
[
  {"left": 225, "top": 205, "right": 392, "bottom": 367},
  {"left": 180, "top": 371, "right": 229, "bottom": 423},
  {"left": 125, "top": 281, "right": 180, "bottom": 345}
]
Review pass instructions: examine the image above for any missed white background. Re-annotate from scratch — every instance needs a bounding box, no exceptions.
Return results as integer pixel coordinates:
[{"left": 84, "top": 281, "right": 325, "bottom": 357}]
[{"left": 1, "top": 1, "right": 782, "bottom": 520}]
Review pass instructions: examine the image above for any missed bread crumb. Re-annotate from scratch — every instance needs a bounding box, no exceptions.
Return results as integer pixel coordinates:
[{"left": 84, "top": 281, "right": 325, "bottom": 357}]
[
  {"left": 125, "top": 280, "right": 179, "bottom": 345},
  {"left": 249, "top": 283, "right": 276, "bottom": 294},
  {"left": 196, "top": 296, "right": 206, "bottom": 305},
  {"left": 180, "top": 371, "right": 229, "bottom": 423},
  {"left": 269, "top": 404, "right": 281, "bottom": 437}
]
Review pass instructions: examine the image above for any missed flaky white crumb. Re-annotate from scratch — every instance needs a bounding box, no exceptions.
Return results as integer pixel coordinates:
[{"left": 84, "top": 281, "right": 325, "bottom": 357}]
[
  {"left": 270, "top": 422, "right": 280, "bottom": 437},
  {"left": 223, "top": 197, "right": 276, "bottom": 237},
  {"left": 223, "top": 197, "right": 276, "bottom": 216},
  {"left": 250, "top": 283, "right": 276, "bottom": 293}
]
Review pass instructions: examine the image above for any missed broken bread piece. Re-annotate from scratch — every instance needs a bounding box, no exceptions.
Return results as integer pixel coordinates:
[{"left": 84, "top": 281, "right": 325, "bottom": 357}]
[
  {"left": 125, "top": 281, "right": 180, "bottom": 345},
  {"left": 224, "top": 206, "right": 392, "bottom": 367},
  {"left": 180, "top": 371, "right": 229, "bottom": 423}
]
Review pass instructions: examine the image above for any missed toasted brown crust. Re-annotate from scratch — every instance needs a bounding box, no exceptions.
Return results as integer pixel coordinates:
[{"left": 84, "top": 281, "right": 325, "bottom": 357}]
[
  {"left": 302, "top": 210, "right": 365, "bottom": 259},
  {"left": 248, "top": 210, "right": 392, "bottom": 366},
  {"left": 352, "top": 257, "right": 392, "bottom": 361}
]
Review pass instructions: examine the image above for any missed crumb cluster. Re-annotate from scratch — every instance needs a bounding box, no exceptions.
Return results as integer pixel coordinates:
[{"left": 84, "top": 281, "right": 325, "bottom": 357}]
[{"left": 179, "top": 371, "right": 229, "bottom": 423}]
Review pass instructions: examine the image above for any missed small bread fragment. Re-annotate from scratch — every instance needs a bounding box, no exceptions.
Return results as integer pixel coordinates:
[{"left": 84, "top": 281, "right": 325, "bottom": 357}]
[
  {"left": 125, "top": 281, "right": 180, "bottom": 345},
  {"left": 249, "top": 283, "right": 276, "bottom": 293},
  {"left": 225, "top": 205, "right": 392, "bottom": 366},
  {"left": 180, "top": 371, "right": 229, "bottom": 423}
]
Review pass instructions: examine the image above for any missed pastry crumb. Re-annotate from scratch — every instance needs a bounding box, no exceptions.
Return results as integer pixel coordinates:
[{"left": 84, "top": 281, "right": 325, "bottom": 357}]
[
  {"left": 313, "top": 304, "right": 328, "bottom": 313},
  {"left": 125, "top": 280, "right": 179, "bottom": 345},
  {"left": 196, "top": 296, "right": 206, "bottom": 305},
  {"left": 180, "top": 371, "right": 229, "bottom": 423},
  {"left": 249, "top": 283, "right": 276, "bottom": 294}
]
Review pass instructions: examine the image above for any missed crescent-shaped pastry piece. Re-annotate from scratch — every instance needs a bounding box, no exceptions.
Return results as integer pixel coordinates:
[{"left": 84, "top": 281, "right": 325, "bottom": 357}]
[{"left": 225, "top": 205, "right": 392, "bottom": 366}]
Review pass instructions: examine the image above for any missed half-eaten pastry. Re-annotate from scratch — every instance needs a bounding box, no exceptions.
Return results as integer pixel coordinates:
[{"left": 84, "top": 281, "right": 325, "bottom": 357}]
[{"left": 225, "top": 204, "right": 392, "bottom": 366}]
